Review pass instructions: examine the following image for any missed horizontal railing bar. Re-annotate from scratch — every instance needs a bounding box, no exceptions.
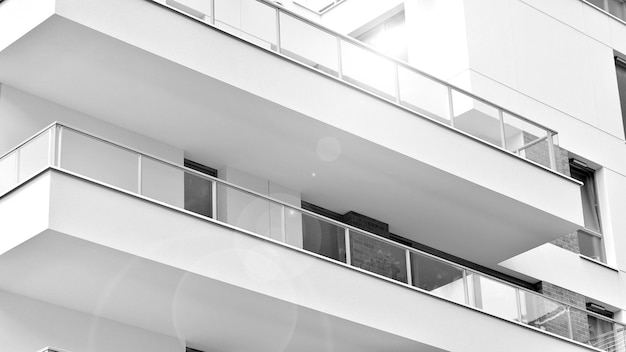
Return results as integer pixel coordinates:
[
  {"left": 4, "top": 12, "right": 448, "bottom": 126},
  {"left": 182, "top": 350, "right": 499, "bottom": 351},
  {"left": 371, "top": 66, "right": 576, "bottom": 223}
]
[
  {"left": 0, "top": 121, "right": 57, "bottom": 161},
  {"left": 49, "top": 122, "right": 614, "bottom": 325},
  {"left": 254, "top": 0, "right": 557, "bottom": 134},
  {"left": 512, "top": 135, "right": 548, "bottom": 154}
]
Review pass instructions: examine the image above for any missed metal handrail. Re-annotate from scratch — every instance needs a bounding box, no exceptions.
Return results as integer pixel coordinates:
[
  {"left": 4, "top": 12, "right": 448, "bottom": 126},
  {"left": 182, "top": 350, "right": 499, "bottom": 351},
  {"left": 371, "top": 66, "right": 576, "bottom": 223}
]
[
  {"left": 149, "top": 0, "right": 562, "bottom": 173},
  {"left": 3, "top": 123, "right": 624, "bottom": 349}
]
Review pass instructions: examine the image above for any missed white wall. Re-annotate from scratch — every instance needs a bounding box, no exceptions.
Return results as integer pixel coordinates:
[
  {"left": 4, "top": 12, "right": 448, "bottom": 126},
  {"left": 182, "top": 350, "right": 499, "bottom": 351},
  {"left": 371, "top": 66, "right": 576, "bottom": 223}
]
[{"left": 0, "top": 290, "right": 183, "bottom": 352}]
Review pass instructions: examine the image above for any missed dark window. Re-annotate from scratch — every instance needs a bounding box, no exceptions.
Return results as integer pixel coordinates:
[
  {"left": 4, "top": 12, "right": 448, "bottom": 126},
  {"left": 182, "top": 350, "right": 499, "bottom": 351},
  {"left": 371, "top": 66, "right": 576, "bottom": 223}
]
[
  {"left": 616, "top": 57, "right": 626, "bottom": 138},
  {"left": 184, "top": 159, "right": 217, "bottom": 218},
  {"left": 570, "top": 160, "right": 605, "bottom": 262}
]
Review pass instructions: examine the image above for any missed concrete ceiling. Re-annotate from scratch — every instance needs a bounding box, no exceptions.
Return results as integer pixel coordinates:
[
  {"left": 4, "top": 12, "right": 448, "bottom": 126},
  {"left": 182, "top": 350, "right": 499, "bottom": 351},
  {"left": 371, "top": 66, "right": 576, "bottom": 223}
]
[
  {"left": 0, "top": 230, "right": 445, "bottom": 352},
  {"left": 0, "top": 15, "right": 579, "bottom": 274}
]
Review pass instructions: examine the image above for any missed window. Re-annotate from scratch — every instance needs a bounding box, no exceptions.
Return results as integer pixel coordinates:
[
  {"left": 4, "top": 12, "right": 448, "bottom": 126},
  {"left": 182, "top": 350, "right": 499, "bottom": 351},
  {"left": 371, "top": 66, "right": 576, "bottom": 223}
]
[
  {"left": 616, "top": 57, "right": 626, "bottom": 138},
  {"left": 357, "top": 11, "right": 408, "bottom": 61},
  {"left": 570, "top": 159, "right": 605, "bottom": 262},
  {"left": 184, "top": 159, "right": 217, "bottom": 219},
  {"left": 588, "top": 0, "right": 626, "bottom": 22}
]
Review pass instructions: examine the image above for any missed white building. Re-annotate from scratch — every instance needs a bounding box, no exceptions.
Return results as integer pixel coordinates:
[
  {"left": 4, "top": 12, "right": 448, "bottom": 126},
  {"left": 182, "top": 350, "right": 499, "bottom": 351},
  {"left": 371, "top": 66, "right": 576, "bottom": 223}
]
[{"left": 1, "top": 0, "right": 625, "bottom": 351}]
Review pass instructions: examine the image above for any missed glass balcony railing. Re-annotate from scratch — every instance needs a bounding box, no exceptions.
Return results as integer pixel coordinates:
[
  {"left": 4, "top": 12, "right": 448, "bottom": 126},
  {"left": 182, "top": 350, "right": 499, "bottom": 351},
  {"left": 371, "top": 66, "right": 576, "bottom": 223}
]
[
  {"left": 0, "top": 123, "right": 620, "bottom": 350},
  {"left": 156, "top": 0, "right": 562, "bottom": 173}
]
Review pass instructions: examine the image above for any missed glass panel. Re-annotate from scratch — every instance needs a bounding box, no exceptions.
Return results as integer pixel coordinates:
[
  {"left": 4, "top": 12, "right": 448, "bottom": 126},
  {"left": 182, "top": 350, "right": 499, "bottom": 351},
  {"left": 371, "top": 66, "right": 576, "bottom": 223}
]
[
  {"left": 608, "top": 0, "right": 626, "bottom": 21},
  {"left": 578, "top": 230, "right": 606, "bottom": 262},
  {"left": 519, "top": 290, "right": 571, "bottom": 339},
  {"left": 398, "top": 66, "right": 451, "bottom": 124},
  {"left": 467, "top": 273, "right": 519, "bottom": 321},
  {"left": 587, "top": 0, "right": 607, "bottom": 9},
  {"left": 451, "top": 90, "right": 503, "bottom": 147},
  {"left": 340, "top": 40, "right": 397, "bottom": 100},
  {"left": 184, "top": 170, "right": 214, "bottom": 218},
  {"left": 18, "top": 131, "right": 50, "bottom": 182},
  {"left": 410, "top": 252, "right": 465, "bottom": 304},
  {"left": 60, "top": 129, "right": 139, "bottom": 192},
  {"left": 216, "top": 183, "right": 271, "bottom": 237},
  {"left": 0, "top": 152, "right": 18, "bottom": 195},
  {"left": 141, "top": 157, "right": 185, "bottom": 208},
  {"left": 297, "top": 211, "right": 346, "bottom": 262},
  {"left": 503, "top": 112, "right": 551, "bottom": 165},
  {"left": 349, "top": 230, "right": 407, "bottom": 283},
  {"left": 588, "top": 314, "right": 616, "bottom": 350},
  {"left": 214, "top": 0, "right": 277, "bottom": 50},
  {"left": 279, "top": 13, "right": 339, "bottom": 76},
  {"left": 615, "top": 324, "right": 626, "bottom": 352}
]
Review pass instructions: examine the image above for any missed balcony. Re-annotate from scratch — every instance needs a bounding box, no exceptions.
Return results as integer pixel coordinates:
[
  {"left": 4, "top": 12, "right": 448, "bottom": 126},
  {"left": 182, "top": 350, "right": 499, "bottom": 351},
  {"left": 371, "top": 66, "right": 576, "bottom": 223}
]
[
  {"left": 0, "top": 0, "right": 584, "bottom": 270},
  {"left": 0, "top": 123, "right": 620, "bottom": 352}
]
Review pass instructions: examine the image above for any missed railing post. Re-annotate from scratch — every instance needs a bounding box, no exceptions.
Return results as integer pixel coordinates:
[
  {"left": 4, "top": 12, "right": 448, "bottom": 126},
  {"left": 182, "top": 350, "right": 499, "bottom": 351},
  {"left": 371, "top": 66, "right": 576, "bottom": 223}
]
[
  {"left": 48, "top": 126, "right": 56, "bottom": 168},
  {"left": 14, "top": 148, "right": 20, "bottom": 183},
  {"left": 463, "top": 270, "right": 470, "bottom": 305},
  {"left": 280, "top": 204, "right": 287, "bottom": 243},
  {"left": 275, "top": 8, "right": 281, "bottom": 53},
  {"left": 56, "top": 125, "right": 64, "bottom": 167},
  {"left": 137, "top": 154, "right": 143, "bottom": 194},
  {"left": 447, "top": 86, "right": 455, "bottom": 127},
  {"left": 393, "top": 62, "right": 401, "bottom": 104},
  {"left": 210, "top": 0, "right": 215, "bottom": 25},
  {"left": 344, "top": 227, "right": 351, "bottom": 265},
  {"left": 336, "top": 37, "right": 343, "bottom": 79},
  {"left": 498, "top": 109, "right": 507, "bottom": 150},
  {"left": 547, "top": 131, "right": 557, "bottom": 171},
  {"left": 405, "top": 249, "right": 412, "bottom": 286},
  {"left": 211, "top": 179, "right": 218, "bottom": 219},
  {"left": 567, "top": 307, "right": 574, "bottom": 340},
  {"left": 515, "top": 288, "right": 523, "bottom": 324}
]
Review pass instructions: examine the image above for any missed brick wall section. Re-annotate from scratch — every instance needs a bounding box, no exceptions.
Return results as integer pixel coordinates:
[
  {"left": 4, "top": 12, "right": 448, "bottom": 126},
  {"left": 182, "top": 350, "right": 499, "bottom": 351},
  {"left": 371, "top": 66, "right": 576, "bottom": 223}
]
[
  {"left": 538, "top": 282, "right": 590, "bottom": 343},
  {"left": 342, "top": 212, "right": 407, "bottom": 283},
  {"left": 521, "top": 132, "right": 581, "bottom": 253}
]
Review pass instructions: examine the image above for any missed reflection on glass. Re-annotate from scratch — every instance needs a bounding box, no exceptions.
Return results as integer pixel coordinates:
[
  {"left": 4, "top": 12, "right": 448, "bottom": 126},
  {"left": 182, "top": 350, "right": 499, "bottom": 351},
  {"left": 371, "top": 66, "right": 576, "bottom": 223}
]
[
  {"left": 578, "top": 230, "right": 606, "bottom": 263},
  {"left": 279, "top": 13, "right": 339, "bottom": 76},
  {"left": 467, "top": 273, "right": 518, "bottom": 321},
  {"left": 502, "top": 112, "right": 552, "bottom": 167},
  {"left": 184, "top": 170, "right": 213, "bottom": 218},
  {"left": 350, "top": 231, "right": 407, "bottom": 283},
  {"left": 60, "top": 128, "right": 138, "bottom": 192},
  {"left": 214, "top": 0, "right": 277, "bottom": 50},
  {"left": 0, "top": 152, "right": 18, "bottom": 195},
  {"left": 300, "top": 212, "right": 346, "bottom": 262},
  {"left": 217, "top": 183, "right": 271, "bottom": 237},
  {"left": 18, "top": 131, "right": 50, "bottom": 182},
  {"left": 410, "top": 252, "right": 465, "bottom": 304},
  {"left": 451, "top": 90, "right": 502, "bottom": 147},
  {"left": 340, "top": 40, "right": 396, "bottom": 100},
  {"left": 398, "top": 66, "right": 451, "bottom": 124},
  {"left": 588, "top": 314, "right": 616, "bottom": 351},
  {"left": 519, "top": 291, "right": 571, "bottom": 339}
]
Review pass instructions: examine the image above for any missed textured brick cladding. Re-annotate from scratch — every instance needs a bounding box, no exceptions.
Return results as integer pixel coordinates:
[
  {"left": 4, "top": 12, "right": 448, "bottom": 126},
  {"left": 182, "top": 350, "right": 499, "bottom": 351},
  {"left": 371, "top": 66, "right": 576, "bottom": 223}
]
[{"left": 538, "top": 282, "right": 590, "bottom": 343}]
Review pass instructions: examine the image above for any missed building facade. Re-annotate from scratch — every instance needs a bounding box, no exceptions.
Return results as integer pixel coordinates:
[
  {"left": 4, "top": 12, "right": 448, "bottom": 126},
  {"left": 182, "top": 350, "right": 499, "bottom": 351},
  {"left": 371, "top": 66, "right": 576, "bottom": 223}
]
[{"left": 0, "top": 0, "right": 625, "bottom": 351}]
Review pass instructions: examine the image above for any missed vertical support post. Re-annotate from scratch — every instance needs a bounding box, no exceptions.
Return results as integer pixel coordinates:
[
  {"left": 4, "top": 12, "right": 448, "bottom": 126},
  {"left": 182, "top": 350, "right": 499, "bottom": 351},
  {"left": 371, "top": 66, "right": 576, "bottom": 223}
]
[
  {"left": 393, "top": 62, "right": 401, "bottom": 104},
  {"left": 57, "top": 125, "right": 64, "bottom": 168},
  {"left": 566, "top": 307, "right": 574, "bottom": 339},
  {"left": 447, "top": 86, "right": 455, "bottom": 127},
  {"left": 405, "top": 249, "right": 412, "bottom": 286},
  {"left": 48, "top": 126, "right": 56, "bottom": 168},
  {"left": 211, "top": 179, "right": 218, "bottom": 220},
  {"left": 498, "top": 109, "right": 507, "bottom": 150},
  {"left": 463, "top": 270, "right": 470, "bottom": 305},
  {"left": 280, "top": 204, "right": 287, "bottom": 243},
  {"left": 515, "top": 288, "right": 523, "bottom": 324},
  {"left": 137, "top": 154, "right": 143, "bottom": 194},
  {"left": 547, "top": 131, "right": 557, "bottom": 171},
  {"left": 210, "top": 0, "right": 215, "bottom": 25},
  {"left": 275, "top": 8, "right": 281, "bottom": 53},
  {"left": 344, "top": 227, "right": 351, "bottom": 265},
  {"left": 15, "top": 148, "right": 20, "bottom": 184},
  {"left": 336, "top": 37, "right": 343, "bottom": 79}
]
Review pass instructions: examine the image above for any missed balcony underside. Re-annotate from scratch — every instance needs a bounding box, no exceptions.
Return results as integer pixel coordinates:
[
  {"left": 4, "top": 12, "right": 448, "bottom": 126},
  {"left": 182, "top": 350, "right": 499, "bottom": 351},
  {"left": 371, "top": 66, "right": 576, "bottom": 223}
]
[
  {"left": 0, "top": 0, "right": 583, "bottom": 271},
  {"left": 0, "top": 170, "right": 592, "bottom": 352}
]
